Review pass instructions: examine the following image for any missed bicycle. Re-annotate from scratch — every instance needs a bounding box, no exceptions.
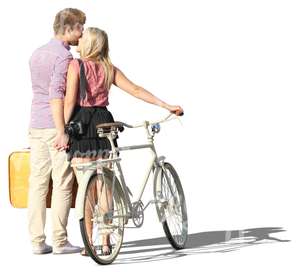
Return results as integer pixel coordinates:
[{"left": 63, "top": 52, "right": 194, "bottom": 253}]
[{"left": 72, "top": 112, "right": 188, "bottom": 265}]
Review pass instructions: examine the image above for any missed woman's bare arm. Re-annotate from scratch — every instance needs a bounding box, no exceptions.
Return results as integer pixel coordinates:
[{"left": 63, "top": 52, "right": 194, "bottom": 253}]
[
  {"left": 64, "top": 61, "right": 79, "bottom": 124},
  {"left": 113, "top": 67, "right": 183, "bottom": 115}
]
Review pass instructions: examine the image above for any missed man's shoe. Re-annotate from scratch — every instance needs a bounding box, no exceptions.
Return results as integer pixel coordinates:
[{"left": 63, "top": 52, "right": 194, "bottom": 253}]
[
  {"left": 32, "top": 243, "right": 53, "bottom": 254},
  {"left": 53, "top": 241, "right": 81, "bottom": 254}
]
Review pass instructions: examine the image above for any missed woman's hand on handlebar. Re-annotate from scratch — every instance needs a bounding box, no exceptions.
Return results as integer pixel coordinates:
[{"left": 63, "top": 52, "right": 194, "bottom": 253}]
[{"left": 166, "top": 105, "right": 184, "bottom": 116}]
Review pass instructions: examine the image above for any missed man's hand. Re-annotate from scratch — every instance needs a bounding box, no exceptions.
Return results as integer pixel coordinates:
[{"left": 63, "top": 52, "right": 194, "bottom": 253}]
[
  {"left": 53, "top": 132, "right": 69, "bottom": 151},
  {"left": 50, "top": 99, "right": 68, "bottom": 151}
]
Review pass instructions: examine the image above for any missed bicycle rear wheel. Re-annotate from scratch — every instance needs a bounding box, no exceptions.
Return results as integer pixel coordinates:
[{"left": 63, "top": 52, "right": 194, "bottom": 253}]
[
  {"left": 154, "top": 162, "right": 188, "bottom": 249},
  {"left": 79, "top": 167, "right": 125, "bottom": 265}
]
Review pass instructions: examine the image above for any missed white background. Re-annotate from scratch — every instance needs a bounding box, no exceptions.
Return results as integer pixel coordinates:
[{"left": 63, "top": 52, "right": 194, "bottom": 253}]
[{"left": 0, "top": 0, "right": 298, "bottom": 270}]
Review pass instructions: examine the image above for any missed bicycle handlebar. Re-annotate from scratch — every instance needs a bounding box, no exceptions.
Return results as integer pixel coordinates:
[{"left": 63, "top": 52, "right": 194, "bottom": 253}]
[{"left": 119, "top": 112, "right": 184, "bottom": 129}]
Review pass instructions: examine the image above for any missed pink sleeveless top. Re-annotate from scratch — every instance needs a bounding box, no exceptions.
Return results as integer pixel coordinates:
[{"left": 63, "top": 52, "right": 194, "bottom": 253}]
[{"left": 70, "top": 59, "right": 113, "bottom": 107}]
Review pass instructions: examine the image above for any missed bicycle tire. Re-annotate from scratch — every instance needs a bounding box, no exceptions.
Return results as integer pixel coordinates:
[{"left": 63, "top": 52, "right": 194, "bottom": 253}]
[
  {"left": 153, "top": 162, "right": 188, "bottom": 249},
  {"left": 79, "top": 167, "right": 125, "bottom": 265}
]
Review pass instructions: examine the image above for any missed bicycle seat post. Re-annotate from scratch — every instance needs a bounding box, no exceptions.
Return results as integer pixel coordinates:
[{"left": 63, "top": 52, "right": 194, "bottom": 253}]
[{"left": 107, "top": 130, "right": 119, "bottom": 158}]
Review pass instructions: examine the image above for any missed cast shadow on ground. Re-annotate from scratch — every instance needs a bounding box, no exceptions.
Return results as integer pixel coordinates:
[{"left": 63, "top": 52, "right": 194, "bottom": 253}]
[{"left": 113, "top": 227, "right": 290, "bottom": 265}]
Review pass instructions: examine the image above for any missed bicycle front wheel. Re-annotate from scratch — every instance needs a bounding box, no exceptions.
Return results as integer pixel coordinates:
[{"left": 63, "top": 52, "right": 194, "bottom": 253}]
[
  {"left": 154, "top": 162, "right": 188, "bottom": 249},
  {"left": 79, "top": 167, "right": 125, "bottom": 265}
]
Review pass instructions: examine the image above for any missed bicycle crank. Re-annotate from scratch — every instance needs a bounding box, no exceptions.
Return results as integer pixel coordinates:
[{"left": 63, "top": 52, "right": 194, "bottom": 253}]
[{"left": 132, "top": 201, "right": 145, "bottom": 227}]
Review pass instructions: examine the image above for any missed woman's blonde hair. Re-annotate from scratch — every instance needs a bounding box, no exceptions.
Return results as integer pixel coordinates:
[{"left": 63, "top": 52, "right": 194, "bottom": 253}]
[{"left": 79, "top": 27, "right": 114, "bottom": 90}]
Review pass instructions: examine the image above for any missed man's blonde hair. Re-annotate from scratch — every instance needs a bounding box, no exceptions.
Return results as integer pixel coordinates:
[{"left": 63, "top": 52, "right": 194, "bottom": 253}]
[{"left": 53, "top": 8, "right": 86, "bottom": 35}]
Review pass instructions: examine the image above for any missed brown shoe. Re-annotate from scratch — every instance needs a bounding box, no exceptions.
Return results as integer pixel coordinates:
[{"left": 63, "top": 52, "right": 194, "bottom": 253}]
[
  {"left": 80, "top": 248, "right": 88, "bottom": 256},
  {"left": 101, "top": 245, "right": 112, "bottom": 256}
]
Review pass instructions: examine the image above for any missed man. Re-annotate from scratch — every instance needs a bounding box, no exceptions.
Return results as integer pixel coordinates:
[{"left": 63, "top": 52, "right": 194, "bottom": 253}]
[{"left": 28, "top": 8, "right": 86, "bottom": 254}]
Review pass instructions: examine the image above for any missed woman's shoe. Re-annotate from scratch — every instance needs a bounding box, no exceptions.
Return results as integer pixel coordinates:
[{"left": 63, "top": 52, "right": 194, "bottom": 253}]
[
  {"left": 101, "top": 244, "right": 112, "bottom": 256},
  {"left": 81, "top": 245, "right": 97, "bottom": 257},
  {"left": 80, "top": 248, "right": 88, "bottom": 256}
]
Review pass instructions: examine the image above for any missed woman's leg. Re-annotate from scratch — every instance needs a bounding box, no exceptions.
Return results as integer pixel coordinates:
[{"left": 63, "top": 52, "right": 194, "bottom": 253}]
[{"left": 97, "top": 178, "right": 113, "bottom": 254}]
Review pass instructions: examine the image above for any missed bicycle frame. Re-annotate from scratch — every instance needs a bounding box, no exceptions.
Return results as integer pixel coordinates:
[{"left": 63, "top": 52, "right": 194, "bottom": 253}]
[
  {"left": 74, "top": 121, "right": 166, "bottom": 221},
  {"left": 113, "top": 134, "right": 167, "bottom": 218}
]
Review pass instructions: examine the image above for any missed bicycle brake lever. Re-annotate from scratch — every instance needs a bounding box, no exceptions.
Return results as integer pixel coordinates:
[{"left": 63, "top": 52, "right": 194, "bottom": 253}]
[{"left": 174, "top": 113, "right": 183, "bottom": 126}]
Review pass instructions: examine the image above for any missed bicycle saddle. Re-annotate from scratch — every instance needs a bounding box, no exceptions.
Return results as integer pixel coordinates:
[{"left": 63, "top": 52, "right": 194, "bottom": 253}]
[{"left": 96, "top": 122, "right": 125, "bottom": 132}]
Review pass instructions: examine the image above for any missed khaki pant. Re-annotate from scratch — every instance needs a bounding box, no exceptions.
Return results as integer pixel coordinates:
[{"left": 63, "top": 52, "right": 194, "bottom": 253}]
[{"left": 28, "top": 128, "right": 75, "bottom": 248}]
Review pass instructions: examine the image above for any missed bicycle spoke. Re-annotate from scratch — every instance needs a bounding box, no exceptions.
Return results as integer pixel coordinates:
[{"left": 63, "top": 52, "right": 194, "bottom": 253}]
[
  {"left": 110, "top": 231, "right": 122, "bottom": 243},
  {"left": 169, "top": 217, "right": 183, "bottom": 244},
  {"left": 167, "top": 170, "right": 178, "bottom": 197},
  {"left": 162, "top": 175, "right": 171, "bottom": 199},
  {"left": 166, "top": 210, "right": 182, "bottom": 234}
]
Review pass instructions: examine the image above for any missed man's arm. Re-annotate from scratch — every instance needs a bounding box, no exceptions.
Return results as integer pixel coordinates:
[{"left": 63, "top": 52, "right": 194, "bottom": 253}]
[
  {"left": 50, "top": 99, "right": 65, "bottom": 134},
  {"left": 49, "top": 55, "right": 72, "bottom": 149}
]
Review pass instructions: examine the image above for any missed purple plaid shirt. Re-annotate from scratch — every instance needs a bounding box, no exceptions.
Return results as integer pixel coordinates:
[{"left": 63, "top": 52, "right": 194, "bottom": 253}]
[{"left": 29, "top": 38, "right": 73, "bottom": 128}]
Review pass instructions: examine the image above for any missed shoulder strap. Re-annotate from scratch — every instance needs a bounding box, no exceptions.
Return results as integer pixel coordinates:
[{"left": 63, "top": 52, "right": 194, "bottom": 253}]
[
  {"left": 76, "top": 59, "right": 97, "bottom": 124},
  {"left": 77, "top": 59, "right": 87, "bottom": 100}
]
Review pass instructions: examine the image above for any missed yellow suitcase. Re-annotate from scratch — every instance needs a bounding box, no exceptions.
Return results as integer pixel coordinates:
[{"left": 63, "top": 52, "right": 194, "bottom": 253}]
[{"left": 8, "top": 149, "right": 78, "bottom": 208}]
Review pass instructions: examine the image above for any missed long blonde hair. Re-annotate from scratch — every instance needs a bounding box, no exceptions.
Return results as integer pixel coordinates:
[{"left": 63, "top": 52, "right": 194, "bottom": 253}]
[{"left": 79, "top": 27, "right": 114, "bottom": 90}]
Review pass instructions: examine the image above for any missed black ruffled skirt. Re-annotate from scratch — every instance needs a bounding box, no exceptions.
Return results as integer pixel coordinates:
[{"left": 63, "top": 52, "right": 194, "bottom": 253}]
[{"left": 66, "top": 105, "right": 118, "bottom": 161}]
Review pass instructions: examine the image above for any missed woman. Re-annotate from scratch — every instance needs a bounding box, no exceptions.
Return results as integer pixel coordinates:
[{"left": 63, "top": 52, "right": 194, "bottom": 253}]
[{"left": 64, "top": 27, "right": 184, "bottom": 256}]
